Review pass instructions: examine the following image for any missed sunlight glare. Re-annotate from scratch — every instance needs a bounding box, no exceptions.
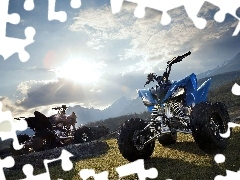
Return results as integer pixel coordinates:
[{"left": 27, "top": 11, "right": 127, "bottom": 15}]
[{"left": 56, "top": 58, "right": 103, "bottom": 84}]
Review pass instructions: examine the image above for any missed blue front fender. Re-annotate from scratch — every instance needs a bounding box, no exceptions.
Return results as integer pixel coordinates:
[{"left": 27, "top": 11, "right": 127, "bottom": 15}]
[
  {"left": 162, "top": 73, "right": 197, "bottom": 105},
  {"left": 137, "top": 89, "right": 157, "bottom": 111},
  {"left": 161, "top": 73, "right": 211, "bottom": 106},
  {"left": 137, "top": 74, "right": 211, "bottom": 111},
  {"left": 195, "top": 78, "right": 211, "bottom": 104}
]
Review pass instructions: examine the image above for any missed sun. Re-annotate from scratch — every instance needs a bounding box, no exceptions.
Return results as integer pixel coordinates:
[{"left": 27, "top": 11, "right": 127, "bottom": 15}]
[{"left": 55, "top": 58, "right": 103, "bottom": 83}]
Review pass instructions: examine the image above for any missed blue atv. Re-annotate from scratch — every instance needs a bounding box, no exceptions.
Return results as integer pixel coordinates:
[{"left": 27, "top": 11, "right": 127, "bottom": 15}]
[{"left": 118, "top": 51, "right": 230, "bottom": 161}]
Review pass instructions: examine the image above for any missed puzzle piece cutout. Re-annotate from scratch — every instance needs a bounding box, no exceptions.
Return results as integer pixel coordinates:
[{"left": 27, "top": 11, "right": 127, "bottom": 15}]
[
  {"left": 20, "top": 149, "right": 73, "bottom": 180},
  {"left": 0, "top": 102, "right": 27, "bottom": 150},
  {"left": 215, "top": 170, "right": 240, "bottom": 180},
  {"left": 116, "top": 159, "right": 158, "bottom": 180},
  {"left": 20, "top": 0, "right": 82, "bottom": 22},
  {"left": 219, "top": 83, "right": 240, "bottom": 139},
  {"left": 207, "top": 0, "right": 240, "bottom": 36},
  {"left": 0, "top": 156, "right": 15, "bottom": 180},
  {"left": 48, "top": 0, "right": 81, "bottom": 22},
  {"left": 214, "top": 154, "right": 226, "bottom": 164},
  {"left": 79, "top": 159, "right": 158, "bottom": 180},
  {"left": 79, "top": 169, "right": 109, "bottom": 180},
  {"left": 220, "top": 122, "right": 240, "bottom": 138},
  {"left": 0, "top": 0, "right": 82, "bottom": 62},
  {"left": 111, "top": 0, "right": 207, "bottom": 28},
  {"left": 214, "top": 84, "right": 240, "bottom": 179},
  {"left": 24, "top": 0, "right": 35, "bottom": 11},
  {"left": 0, "top": 0, "right": 36, "bottom": 62},
  {"left": 110, "top": 0, "right": 240, "bottom": 36},
  {"left": 214, "top": 154, "right": 240, "bottom": 179},
  {"left": 232, "top": 83, "right": 240, "bottom": 96}
]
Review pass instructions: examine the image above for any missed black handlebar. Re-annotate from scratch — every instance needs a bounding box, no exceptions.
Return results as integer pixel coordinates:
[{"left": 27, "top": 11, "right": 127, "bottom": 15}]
[
  {"left": 167, "top": 51, "right": 191, "bottom": 66},
  {"left": 14, "top": 117, "right": 26, "bottom": 120},
  {"left": 52, "top": 105, "right": 68, "bottom": 110},
  {"left": 144, "top": 51, "right": 191, "bottom": 86}
]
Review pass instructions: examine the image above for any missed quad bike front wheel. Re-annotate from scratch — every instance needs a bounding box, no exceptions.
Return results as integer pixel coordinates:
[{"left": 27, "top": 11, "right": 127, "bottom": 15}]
[
  {"left": 191, "top": 102, "right": 230, "bottom": 154},
  {"left": 117, "top": 118, "right": 155, "bottom": 161}
]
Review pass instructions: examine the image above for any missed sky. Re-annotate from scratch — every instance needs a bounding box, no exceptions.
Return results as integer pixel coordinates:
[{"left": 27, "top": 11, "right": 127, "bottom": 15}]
[{"left": 1, "top": 0, "right": 240, "bottom": 118}]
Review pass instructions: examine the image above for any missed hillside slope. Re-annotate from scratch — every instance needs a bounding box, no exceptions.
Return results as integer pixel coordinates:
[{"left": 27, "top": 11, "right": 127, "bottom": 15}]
[
  {"left": 198, "top": 70, "right": 240, "bottom": 90},
  {"left": 208, "top": 77, "right": 240, "bottom": 118},
  {"left": 198, "top": 51, "right": 240, "bottom": 79}
]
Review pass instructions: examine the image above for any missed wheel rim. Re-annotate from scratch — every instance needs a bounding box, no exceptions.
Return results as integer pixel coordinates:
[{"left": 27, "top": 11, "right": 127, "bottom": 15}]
[
  {"left": 132, "top": 130, "right": 147, "bottom": 150},
  {"left": 82, "top": 133, "right": 88, "bottom": 142},
  {"left": 209, "top": 112, "right": 226, "bottom": 140}
]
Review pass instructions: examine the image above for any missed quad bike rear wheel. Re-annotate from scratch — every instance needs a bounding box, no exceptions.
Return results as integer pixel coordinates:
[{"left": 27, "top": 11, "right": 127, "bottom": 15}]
[
  {"left": 74, "top": 126, "right": 92, "bottom": 143},
  {"left": 117, "top": 118, "right": 155, "bottom": 161},
  {"left": 33, "top": 129, "right": 57, "bottom": 151},
  {"left": 191, "top": 102, "right": 230, "bottom": 154},
  {"left": 10, "top": 134, "right": 31, "bottom": 156},
  {"left": 158, "top": 132, "right": 177, "bottom": 146}
]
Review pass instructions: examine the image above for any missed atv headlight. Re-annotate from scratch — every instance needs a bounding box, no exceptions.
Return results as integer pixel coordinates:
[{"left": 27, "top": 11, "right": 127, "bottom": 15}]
[{"left": 172, "top": 87, "right": 185, "bottom": 98}]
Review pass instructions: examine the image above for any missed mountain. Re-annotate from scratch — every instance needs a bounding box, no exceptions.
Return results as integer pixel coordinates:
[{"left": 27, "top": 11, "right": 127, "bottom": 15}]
[
  {"left": 66, "top": 105, "right": 104, "bottom": 125},
  {"left": 197, "top": 52, "right": 240, "bottom": 79},
  {"left": 198, "top": 70, "right": 240, "bottom": 90},
  {"left": 66, "top": 96, "right": 146, "bottom": 125},
  {"left": 17, "top": 128, "right": 34, "bottom": 136},
  {"left": 119, "top": 97, "right": 146, "bottom": 115},
  {"left": 104, "top": 96, "right": 132, "bottom": 117}
]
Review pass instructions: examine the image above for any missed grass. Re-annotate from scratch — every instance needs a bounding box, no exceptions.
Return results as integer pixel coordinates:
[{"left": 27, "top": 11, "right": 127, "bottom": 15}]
[{"left": 4, "top": 127, "right": 240, "bottom": 180}]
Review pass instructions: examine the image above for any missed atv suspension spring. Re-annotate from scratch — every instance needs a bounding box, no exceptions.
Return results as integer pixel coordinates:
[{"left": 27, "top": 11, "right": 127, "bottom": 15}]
[
  {"left": 151, "top": 107, "right": 158, "bottom": 117},
  {"left": 171, "top": 103, "right": 184, "bottom": 117}
]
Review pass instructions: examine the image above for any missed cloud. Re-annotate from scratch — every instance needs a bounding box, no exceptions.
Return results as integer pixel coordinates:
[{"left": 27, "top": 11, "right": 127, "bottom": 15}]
[
  {"left": 17, "top": 79, "right": 83, "bottom": 108},
  {"left": 14, "top": 70, "right": 150, "bottom": 110},
  {"left": 0, "top": 96, "right": 26, "bottom": 117},
  {"left": 68, "top": 3, "right": 239, "bottom": 78}
]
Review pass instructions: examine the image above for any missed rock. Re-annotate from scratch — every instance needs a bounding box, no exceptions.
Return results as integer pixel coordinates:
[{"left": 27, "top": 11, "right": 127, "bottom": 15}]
[
  {"left": 232, "top": 116, "right": 240, "bottom": 123},
  {"left": 6, "top": 140, "right": 109, "bottom": 170}
]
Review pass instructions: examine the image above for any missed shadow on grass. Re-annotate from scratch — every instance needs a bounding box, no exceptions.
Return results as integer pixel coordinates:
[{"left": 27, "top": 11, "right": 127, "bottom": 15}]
[
  {"left": 166, "top": 141, "right": 207, "bottom": 155},
  {"left": 145, "top": 157, "right": 224, "bottom": 180},
  {"left": 144, "top": 129, "right": 240, "bottom": 180}
]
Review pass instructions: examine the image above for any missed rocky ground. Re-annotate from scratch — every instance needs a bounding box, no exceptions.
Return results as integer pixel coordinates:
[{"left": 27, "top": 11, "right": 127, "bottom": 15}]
[
  {"left": 233, "top": 116, "right": 240, "bottom": 123},
  {"left": 3, "top": 140, "right": 109, "bottom": 172}
]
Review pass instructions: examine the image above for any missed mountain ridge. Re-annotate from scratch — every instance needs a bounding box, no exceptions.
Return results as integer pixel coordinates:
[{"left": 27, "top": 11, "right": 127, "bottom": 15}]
[
  {"left": 66, "top": 96, "right": 146, "bottom": 125},
  {"left": 197, "top": 51, "right": 240, "bottom": 79}
]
